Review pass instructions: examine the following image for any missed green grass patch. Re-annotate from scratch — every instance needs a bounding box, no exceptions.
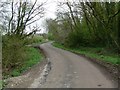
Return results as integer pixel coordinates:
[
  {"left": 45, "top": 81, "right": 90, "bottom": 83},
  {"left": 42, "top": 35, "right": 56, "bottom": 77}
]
[
  {"left": 10, "top": 47, "right": 44, "bottom": 77},
  {"left": 0, "top": 80, "right": 2, "bottom": 89},
  {"left": 53, "top": 42, "right": 119, "bottom": 65}
]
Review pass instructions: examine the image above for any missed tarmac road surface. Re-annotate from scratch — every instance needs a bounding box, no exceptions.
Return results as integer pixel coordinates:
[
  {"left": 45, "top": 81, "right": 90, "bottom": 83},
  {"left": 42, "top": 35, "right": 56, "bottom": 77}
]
[{"left": 38, "top": 42, "right": 117, "bottom": 88}]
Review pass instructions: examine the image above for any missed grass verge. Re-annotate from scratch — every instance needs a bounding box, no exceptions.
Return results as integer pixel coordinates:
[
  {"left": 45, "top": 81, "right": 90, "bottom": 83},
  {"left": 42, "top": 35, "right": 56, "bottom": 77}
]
[
  {"left": 53, "top": 42, "right": 119, "bottom": 65},
  {"left": 10, "top": 47, "right": 44, "bottom": 77},
  {"left": 2, "top": 46, "right": 44, "bottom": 88}
]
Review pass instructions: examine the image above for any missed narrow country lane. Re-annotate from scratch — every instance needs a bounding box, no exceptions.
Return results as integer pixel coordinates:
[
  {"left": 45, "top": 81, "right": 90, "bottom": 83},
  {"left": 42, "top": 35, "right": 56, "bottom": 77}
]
[
  {"left": 6, "top": 42, "right": 118, "bottom": 88},
  {"left": 37, "top": 42, "right": 117, "bottom": 88}
]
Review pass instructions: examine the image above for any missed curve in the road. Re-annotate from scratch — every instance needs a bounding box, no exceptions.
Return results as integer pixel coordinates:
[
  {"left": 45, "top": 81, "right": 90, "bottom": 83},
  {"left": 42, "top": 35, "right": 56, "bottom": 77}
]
[{"left": 38, "top": 42, "right": 117, "bottom": 88}]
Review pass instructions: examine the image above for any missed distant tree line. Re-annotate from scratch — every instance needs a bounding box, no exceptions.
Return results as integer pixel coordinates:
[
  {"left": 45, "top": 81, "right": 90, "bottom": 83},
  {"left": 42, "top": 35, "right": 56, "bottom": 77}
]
[{"left": 46, "top": 1, "right": 120, "bottom": 53}]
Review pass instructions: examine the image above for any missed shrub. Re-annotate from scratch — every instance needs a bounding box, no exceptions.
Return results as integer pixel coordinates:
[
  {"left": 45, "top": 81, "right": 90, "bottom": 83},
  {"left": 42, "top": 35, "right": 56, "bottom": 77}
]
[
  {"left": 2, "top": 35, "right": 27, "bottom": 75},
  {"left": 26, "top": 35, "right": 45, "bottom": 44}
]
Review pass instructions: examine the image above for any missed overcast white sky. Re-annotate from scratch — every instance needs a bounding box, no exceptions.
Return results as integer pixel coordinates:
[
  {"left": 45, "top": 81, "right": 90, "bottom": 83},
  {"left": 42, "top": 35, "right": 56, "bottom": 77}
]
[
  {"left": 1, "top": 0, "right": 65, "bottom": 33},
  {"left": 1, "top": 0, "right": 120, "bottom": 34},
  {"left": 29, "top": 0, "right": 59, "bottom": 33},
  {"left": 30, "top": 0, "right": 78, "bottom": 33},
  {"left": 30, "top": 0, "right": 120, "bottom": 34}
]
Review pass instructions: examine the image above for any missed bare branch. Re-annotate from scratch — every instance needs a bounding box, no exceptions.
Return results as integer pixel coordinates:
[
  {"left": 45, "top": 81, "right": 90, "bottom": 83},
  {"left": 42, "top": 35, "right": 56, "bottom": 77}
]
[
  {"left": 8, "top": 2, "right": 14, "bottom": 34},
  {"left": 108, "top": 9, "right": 120, "bottom": 24},
  {"left": 26, "top": 16, "right": 42, "bottom": 26}
]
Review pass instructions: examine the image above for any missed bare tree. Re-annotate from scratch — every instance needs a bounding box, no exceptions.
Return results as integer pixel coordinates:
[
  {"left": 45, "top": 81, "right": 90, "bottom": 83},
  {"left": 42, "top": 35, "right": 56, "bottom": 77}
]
[{"left": 0, "top": 0, "right": 45, "bottom": 38}]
